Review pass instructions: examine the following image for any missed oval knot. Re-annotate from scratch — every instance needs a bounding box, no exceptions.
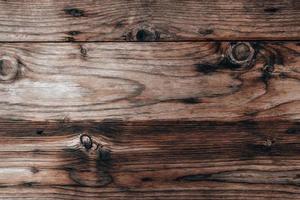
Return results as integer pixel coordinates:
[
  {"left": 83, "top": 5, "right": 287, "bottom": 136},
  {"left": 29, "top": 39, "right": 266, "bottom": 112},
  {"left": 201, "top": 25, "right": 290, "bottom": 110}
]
[{"left": 0, "top": 55, "right": 19, "bottom": 82}]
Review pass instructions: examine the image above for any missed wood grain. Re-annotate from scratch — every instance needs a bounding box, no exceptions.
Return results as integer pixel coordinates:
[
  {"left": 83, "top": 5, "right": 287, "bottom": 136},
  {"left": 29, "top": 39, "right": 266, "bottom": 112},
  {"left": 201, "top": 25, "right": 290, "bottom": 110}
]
[
  {"left": 1, "top": 1, "right": 299, "bottom": 199},
  {"left": 0, "top": 120, "right": 300, "bottom": 199},
  {"left": 0, "top": 42, "right": 299, "bottom": 121},
  {"left": 0, "top": 0, "right": 298, "bottom": 41}
]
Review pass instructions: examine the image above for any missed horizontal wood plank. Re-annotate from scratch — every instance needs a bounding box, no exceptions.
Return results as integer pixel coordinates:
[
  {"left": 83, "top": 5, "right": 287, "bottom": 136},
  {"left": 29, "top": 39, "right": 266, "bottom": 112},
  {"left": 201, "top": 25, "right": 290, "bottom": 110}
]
[
  {"left": 0, "top": 120, "right": 300, "bottom": 199},
  {"left": 0, "top": 0, "right": 298, "bottom": 41},
  {"left": 0, "top": 42, "right": 299, "bottom": 121}
]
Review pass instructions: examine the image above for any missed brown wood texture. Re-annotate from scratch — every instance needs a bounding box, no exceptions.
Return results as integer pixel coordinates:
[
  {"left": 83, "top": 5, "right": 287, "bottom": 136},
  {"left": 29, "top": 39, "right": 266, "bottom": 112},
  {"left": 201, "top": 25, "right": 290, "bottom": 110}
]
[
  {"left": 0, "top": 120, "right": 300, "bottom": 199},
  {"left": 0, "top": 41, "right": 299, "bottom": 199},
  {"left": 0, "top": 1, "right": 299, "bottom": 199},
  {"left": 0, "top": 0, "right": 298, "bottom": 41},
  {"left": 0, "top": 42, "right": 299, "bottom": 121}
]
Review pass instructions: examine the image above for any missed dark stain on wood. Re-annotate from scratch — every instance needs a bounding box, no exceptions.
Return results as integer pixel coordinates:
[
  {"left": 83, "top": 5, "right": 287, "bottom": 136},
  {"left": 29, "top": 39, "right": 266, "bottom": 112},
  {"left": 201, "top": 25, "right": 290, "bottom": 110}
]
[
  {"left": 93, "top": 119, "right": 125, "bottom": 138},
  {"left": 61, "top": 148, "right": 112, "bottom": 187},
  {"left": 64, "top": 8, "right": 85, "bottom": 17},
  {"left": 287, "top": 124, "right": 300, "bottom": 134},
  {"left": 264, "top": 7, "right": 280, "bottom": 13},
  {"left": 198, "top": 28, "right": 214, "bottom": 36},
  {"left": 195, "top": 42, "right": 258, "bottom": 74},
  {"left": 239, "top": 120, "right": 259, "bottom": 131},
  {"left": 195, "top": 63, "right": 219, "bottom": 74},
  {"left": 180, "top": 97, "right": 201, "bottom": 104},
  {"left": 30, "top": 167, "right": 39, "bottom": 174},
  {"left": 195, "top": 57, "right": 240, "bottom": 74},
  {"left": 141, "top": 177, "right": 153, "bottom": 182},
  {"left": 257, "top": 42, "right": 285, "bottom": 66},
  {"left": 65, "top": 36, "right": 75, "bottom": 42},
  {"left": 175, "top": 174, "right": 212, "bottom": 182},
  {"left": 68, "top": 31, "right": 81, "bottom": 36},
  {"left": 116, "top": 21, "right": 125, "bottom": 28},
  {"left": 98, "top": 148, "right": 111, "bottom": 162},
  {"left": 35, "top": 129, "right": 44, "bottom": 135},
  {"left": 243, "top": 140, "right": 300, "bottom": 159},
  {"left": 261, "top": 64, "right": 274, "bottom": 85},
  {"left": 21, "top": 182, "right": 38, "bottom": 187},
  {"left": 95, "top": 149, "right": 113, "bottom": 187},
  {"left": 279, "top": 72, "right": 288, "bottom": 79}
]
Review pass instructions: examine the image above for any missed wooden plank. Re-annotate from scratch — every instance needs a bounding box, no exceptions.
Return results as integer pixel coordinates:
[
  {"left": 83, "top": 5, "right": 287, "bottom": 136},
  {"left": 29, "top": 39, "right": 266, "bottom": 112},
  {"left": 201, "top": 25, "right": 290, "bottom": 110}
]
[
  {"left": 0, "top": 42, "right": 299, "bottom": 122},
  {"left": 0, "top": 0, "right": 298, "bottom": 41},
  {"left": 0, "top": 120, "right": 300, "bottom": 199}
]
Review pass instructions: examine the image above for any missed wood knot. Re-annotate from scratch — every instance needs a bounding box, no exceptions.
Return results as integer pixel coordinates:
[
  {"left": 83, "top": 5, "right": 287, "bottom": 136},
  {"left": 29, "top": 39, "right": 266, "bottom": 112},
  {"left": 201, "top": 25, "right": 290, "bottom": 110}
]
[
  {"left": 263, "top": 139, "right": 275, "bottom": 148},
  {"left": 262, "top": 64, "right": 275, "bottom": 73},
  {"left": 80, "top": 134, "right": 93, "bottom": 150},
  {"left": 136, "top": 29, "right": 159, "bottom": 41},
  {"left": 261, "top": 64, "right": 275, "bottom": 84},
  {"left": 80, "top": 45, "right": 87, "bottom": 57},
  {"left": 0, "top": 55, "right": 19, "bottom": 82},
  {"left": 125, "top": 25, "right": 160, "bottom": 41},
  {"left": 228, "top": 42, "right": 255, "bottom": 66}
]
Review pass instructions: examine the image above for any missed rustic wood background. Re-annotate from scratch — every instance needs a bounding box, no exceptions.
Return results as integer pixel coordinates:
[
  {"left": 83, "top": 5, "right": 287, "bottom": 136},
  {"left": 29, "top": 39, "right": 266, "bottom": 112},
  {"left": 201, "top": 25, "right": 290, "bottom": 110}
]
[{"left": 0, "top": 0, "right": 299, "bottom": 199}]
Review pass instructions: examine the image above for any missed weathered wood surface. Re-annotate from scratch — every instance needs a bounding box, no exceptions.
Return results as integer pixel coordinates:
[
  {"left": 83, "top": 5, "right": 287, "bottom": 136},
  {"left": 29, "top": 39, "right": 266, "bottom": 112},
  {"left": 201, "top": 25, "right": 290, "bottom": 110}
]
[
  {"left": 0, "top": 120, "right": 300, "bottom": 199},
  {"left": 0, "top": 0, "right": 299, "bottom": 41},
  {"left": 0, "top": 1, "right": 299, "bottom": 199},
  {"left": 0, "top": 42, "right": 299, "bottom": 121}
]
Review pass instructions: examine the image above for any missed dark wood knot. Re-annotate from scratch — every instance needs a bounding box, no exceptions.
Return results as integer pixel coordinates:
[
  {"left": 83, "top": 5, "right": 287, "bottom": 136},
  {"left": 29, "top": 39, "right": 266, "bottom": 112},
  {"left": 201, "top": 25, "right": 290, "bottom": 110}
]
[
  {"left": 125, "top": 25, "right": 160, "bottom": 42},
  {"left": 136, "top": 29, "right": 159, "bottom": 42},
  {"left": 0, "top": 55, "right": 19, "bottom": 81},
  {"left": 228, "top": 42, "right": 255, "bottom": 65},
  {"left": 80, "top": 134, "right": 93, "bottom": 150},
  {"left": 263, "top": 139, "right": 274, "bottom": 147}
]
